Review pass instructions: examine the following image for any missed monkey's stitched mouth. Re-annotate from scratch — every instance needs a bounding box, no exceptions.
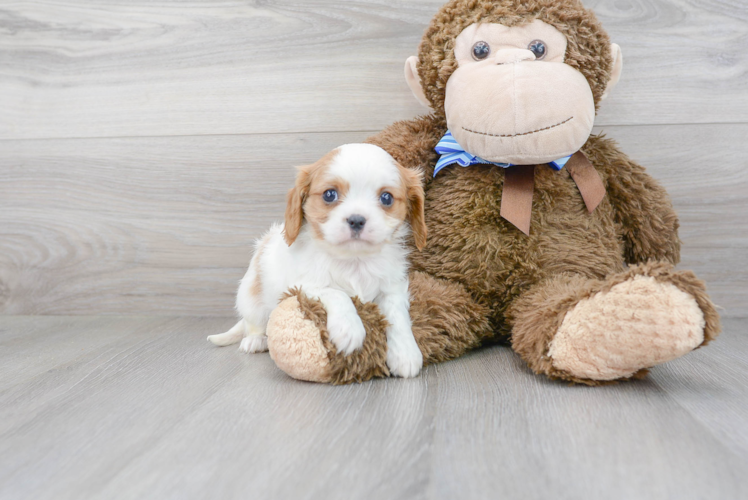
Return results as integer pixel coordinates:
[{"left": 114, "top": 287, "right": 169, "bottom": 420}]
[{"left": 462, "top": 116, "right": 574, "bottom": 138}]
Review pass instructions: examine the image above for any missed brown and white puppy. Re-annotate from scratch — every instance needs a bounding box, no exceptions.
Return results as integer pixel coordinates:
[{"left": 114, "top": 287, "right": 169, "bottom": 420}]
[{"left": 208, "top": 143, "right": 427, "bottom": 378}]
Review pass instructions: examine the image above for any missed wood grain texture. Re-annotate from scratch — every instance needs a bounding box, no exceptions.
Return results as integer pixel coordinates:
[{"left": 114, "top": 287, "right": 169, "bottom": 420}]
[
  {"left": 429, "top": 332, "right": 748, "bottom": 500},
  {"left": 654, "top": 323, "right": 748, "bottom": 459},
  {"left": 1, "top": 0, "right": 747, "bottom": 141},
  {"left": 0, "top": 315, "right": 746, "bottom": 500},
  {"left": 1, "top": 124, "right": 745, "bottom": 316}
]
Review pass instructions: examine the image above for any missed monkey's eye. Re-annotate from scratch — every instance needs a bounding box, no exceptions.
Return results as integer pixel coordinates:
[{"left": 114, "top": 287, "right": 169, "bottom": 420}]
[
  {"left": 380, "top": 192, "right": 394, "bottom": 206},
  {"left": 323, "top": 189, "right": 338, "bottom": 203},
  {"left": 528, "top": 40, "right": 547, "bottom": 60},
  {"left": 471, "top": 41, "right": 491, "bottom": 61}
]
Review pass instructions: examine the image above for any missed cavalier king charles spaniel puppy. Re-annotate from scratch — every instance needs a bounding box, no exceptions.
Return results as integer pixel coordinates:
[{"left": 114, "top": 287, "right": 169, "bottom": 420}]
[{"left": 208, "top": 143, "right": 427, "bottom": 378}]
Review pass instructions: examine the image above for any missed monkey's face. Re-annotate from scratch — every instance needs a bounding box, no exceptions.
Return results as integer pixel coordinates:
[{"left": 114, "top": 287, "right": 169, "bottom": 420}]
[
  {"left": 405, "top": 19, "right": 622, "bottom": 165},
  {"left": 445, "top": 20, "right": 593, "bottom": 164}
]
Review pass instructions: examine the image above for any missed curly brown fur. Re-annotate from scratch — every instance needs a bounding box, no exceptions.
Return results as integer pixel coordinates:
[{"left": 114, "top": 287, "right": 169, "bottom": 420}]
[
  {"left": 403, "top": 134, "right": 627, "bottom": 337},
  {"left": 587, "top": 135, "right": 682, "bottom": 265},
  {"left": 408, "top": 271, "right": 493, "bottom": 364},
  {"left": 365, "top": 120, "right": 692, "bottom": 335}
]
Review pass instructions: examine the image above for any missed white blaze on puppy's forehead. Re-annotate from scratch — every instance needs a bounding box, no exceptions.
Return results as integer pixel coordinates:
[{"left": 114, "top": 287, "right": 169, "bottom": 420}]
[{"left": 325, "top": 144, "right": 401, "bottom": 190}]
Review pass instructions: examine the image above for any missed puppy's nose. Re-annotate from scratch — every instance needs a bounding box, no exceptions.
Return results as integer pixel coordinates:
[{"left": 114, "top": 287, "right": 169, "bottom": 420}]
[{"left": 347, "top": 215, "right": 366, "bottom": 232}]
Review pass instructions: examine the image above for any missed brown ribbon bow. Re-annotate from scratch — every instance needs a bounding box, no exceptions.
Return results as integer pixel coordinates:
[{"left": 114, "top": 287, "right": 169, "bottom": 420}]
[{"left": 499, "top": 151, "right": 606, "bottom": 235}]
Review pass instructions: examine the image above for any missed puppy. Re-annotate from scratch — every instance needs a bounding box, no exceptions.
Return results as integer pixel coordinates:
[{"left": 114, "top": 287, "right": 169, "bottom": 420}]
[{"left": 208, "top": 143, "right": 427, "bottom": 378}]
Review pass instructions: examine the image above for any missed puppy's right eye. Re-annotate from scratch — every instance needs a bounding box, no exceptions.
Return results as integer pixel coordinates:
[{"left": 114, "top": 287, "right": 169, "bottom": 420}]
[
  {"left": 379, "top": 192, "right": 394, "bottom": 206},
  {"left": 323, "top": 189, "right": 338, "bottom": 203}
]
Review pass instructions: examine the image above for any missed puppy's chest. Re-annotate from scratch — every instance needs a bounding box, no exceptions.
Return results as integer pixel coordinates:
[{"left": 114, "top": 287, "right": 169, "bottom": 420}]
[{"left": 329, "top": 261, "right": 387, "bottom": 302}]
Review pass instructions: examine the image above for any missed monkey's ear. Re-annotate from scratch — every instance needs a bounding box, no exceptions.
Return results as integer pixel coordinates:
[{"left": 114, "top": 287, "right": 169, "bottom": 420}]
[
  {"left": 404, "top": 56, "right": 432, "bottom": 109},
  {"left": 601, "top": 43, "right": 623, "bottom": 101}
]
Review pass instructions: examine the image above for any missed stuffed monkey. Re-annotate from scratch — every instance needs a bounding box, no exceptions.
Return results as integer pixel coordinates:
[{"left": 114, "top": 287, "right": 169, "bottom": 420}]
[{"left": 264, "top": 0, "right": 721, "bottom": 385}]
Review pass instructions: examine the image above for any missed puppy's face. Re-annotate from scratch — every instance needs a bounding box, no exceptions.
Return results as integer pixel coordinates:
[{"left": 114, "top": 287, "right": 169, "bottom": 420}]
[{"left": 284, "top": 144, "right": 426, "bottom": 254}]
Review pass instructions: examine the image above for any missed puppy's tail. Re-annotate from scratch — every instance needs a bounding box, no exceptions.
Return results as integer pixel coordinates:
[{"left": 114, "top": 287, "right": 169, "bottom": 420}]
[{"left": 207, "top": 320, "right": 245, "bottom": 346}]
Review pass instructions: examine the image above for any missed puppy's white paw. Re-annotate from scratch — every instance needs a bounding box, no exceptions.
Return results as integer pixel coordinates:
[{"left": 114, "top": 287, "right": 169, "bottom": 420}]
[
  {"left": 239, "top": 335, "right": 268, "bottom": 353},
  {"left": 326, "top": 309, "right": 366, "bottom": 356},
  {"left": 387, "top": 335, "right": 423, "bottom": 378}
]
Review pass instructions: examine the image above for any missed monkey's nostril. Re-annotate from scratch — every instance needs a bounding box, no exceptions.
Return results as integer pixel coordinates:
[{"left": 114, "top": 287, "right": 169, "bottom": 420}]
[{"left": 347, "top": 215, "right": 366, "bottom": 232}]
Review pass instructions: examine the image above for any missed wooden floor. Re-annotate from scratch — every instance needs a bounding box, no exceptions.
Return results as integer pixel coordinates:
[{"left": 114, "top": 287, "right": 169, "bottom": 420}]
[
  {"left": 0, "top": 316, "right": 746, "bottom": 499},
  {"left": 2, "top": 0, "right": 748, "bottom": 498}
]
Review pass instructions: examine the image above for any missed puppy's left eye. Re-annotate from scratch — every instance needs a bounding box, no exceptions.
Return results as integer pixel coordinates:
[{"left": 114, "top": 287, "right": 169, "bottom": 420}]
[
  {"left": 323, "top": 189, "right": 338, "bottom": 203},
  {"left": 380, "top": 192, "right": 394, "bottom": 206}
]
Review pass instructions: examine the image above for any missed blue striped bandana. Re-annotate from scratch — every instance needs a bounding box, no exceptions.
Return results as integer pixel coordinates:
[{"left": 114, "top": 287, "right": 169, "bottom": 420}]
[{"left": 434, "top": 130, "right": 572, "bottom": 176}]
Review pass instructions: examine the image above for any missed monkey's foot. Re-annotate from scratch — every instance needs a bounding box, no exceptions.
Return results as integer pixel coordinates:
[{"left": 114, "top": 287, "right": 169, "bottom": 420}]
[
  {"left": 511, "top": 262, "right": 721, "bottom": 384},
  {"left": 548, "top": 275, "right": 704, "bottom": 381},
  {"left": 265, "top": 289, "right": 389, "bottom": 384}
]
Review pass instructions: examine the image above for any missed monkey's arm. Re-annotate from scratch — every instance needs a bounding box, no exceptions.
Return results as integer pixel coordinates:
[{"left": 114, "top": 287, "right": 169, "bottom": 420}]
[
  {"left": 365, "top": 115, "right": 445, "bottom": 177},
  {"left": 595, "top": 141, "right": 681, "bottom": 265}
]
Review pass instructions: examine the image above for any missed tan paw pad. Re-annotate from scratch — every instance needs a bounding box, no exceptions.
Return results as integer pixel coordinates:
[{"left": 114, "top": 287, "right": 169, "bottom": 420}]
[
  {"left": 266, "top": 296, "right": 332, "bottom": 383},
  {"left": 548, "top": 276, "right": 705, "bottom": 381}
]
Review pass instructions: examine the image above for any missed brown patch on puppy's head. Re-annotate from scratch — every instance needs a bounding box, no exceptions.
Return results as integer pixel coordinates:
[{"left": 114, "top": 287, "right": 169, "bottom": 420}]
[
  {"left": 283, "top": 149, "right": 340, "bottom": 246},
  {"left": 375, "top": 163, "right": 427, "bottom": 250},
  {"left": 398, "top": 165, "right": 427, "bottom": 250},
  {"left": 304, "top": 173, "right": 350, "bottom": 242}
]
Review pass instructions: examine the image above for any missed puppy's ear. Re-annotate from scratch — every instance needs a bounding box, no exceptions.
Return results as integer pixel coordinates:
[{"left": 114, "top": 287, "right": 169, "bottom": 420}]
[
  {"left": 399, "top": 164, "right": 427, "bottom": 251},
  {"left": 283, "top": 165, "right": 312, "bottom": 246}
]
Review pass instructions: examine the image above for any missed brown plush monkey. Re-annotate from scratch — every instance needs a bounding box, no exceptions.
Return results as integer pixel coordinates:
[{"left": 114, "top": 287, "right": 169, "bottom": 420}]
[{"left": 264, "top": 0, "right": 721, "bottom": 385}]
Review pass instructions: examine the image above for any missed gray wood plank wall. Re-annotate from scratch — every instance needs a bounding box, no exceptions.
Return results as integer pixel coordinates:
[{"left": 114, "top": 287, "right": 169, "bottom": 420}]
[{"left": 1, "top": 0, "right": 747, "bottom": 317}]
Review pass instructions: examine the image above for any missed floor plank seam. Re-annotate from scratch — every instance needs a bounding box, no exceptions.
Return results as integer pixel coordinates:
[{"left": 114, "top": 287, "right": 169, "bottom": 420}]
[{"left": 2, "top": 121, "right": 748, "bottom": 144}]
